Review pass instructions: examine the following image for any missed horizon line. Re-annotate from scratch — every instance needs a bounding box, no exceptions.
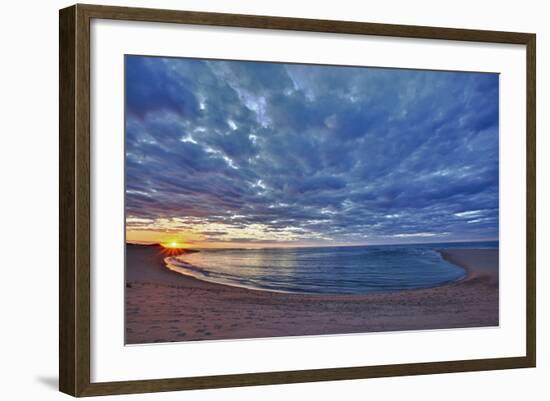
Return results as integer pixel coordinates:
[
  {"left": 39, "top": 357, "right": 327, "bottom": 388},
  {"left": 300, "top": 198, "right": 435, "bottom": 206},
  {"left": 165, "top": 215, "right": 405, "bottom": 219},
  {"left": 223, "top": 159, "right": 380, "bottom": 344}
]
[{"left": 126, "top": 238, "right": 499, "bottom": 250}]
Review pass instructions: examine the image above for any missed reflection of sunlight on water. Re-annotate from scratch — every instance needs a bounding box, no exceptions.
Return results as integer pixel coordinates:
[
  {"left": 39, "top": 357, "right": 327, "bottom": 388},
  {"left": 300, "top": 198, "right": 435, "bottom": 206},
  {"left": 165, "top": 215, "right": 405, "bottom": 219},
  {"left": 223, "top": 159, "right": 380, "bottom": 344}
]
[
  {"left": 181, "top": 249, "right": 301, "bottom": 277},
  {"left": 164, "top": 255, "right": 295, "bottom": 294}
]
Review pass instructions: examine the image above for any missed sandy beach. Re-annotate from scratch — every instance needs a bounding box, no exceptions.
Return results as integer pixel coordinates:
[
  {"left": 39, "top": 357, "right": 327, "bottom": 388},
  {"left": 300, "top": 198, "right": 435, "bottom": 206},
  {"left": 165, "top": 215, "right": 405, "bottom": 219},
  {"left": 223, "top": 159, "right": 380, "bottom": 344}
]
[{"left": 125, "top": 244, "right": 498, "bottom": 344}]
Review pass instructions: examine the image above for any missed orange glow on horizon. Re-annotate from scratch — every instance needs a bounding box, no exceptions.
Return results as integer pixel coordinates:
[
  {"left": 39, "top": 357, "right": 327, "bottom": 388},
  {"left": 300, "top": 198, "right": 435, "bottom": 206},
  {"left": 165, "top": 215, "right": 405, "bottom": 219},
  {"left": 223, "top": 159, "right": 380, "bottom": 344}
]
[
  {"left": 126, "top": 225, "right": 329, "bottom": 249},
  {"left": 126, "top": 228, "right": 317, "bottom": 249},
  {"left": 126, "top": 229, "right": 201, "bottom": 248}
]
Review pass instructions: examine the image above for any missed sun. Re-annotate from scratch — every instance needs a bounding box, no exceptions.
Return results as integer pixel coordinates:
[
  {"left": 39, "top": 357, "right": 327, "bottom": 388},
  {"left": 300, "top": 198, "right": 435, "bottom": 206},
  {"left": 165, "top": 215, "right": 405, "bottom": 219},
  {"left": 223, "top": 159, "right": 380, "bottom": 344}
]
[
  {"left": 160, "top": 240, "right": 188, "bottom": 255},
  {"left": 161, "top": 241, "right": 186, "bottom": 249}
]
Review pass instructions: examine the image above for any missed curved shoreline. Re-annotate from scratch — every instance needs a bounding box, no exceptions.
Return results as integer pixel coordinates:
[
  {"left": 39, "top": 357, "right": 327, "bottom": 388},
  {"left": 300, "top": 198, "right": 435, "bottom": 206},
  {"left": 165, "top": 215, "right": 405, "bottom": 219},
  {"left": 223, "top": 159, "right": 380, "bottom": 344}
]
[
  {"left": 125, "top": 245, "right": 499, "bottom": 343},
  {"left": 438, "top": 249, "right": 499, "bottom": 286},
  {"left": 164, "top": 256, "right": 302, "bottom": 295},
  {"left": 161, "top": 249, "right": 470, "bottom": 297}
]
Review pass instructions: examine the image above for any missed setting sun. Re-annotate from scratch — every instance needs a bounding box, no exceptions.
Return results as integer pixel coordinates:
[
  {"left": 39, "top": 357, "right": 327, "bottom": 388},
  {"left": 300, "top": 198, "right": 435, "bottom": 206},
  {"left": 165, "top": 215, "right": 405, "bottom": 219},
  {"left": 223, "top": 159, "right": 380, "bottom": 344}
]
[
  {"left": 159, "top": 241, "right": 188, "bottom": 255},
  {"left": 162, "top": 241, "right": 185, "bottom": 249}
]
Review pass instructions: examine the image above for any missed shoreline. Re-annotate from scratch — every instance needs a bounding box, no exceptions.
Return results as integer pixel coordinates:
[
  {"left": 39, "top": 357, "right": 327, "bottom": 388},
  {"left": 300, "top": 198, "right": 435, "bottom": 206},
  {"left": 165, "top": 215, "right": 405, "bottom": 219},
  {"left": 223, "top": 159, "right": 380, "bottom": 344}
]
[
  {"left": 439, "top": 249, "right": 499, "bottom": 291},
  {"left": 148, "top": 248, "right": 485, "bottom": 297},
  {"left": 126, "top": 245, "right": 498, "bottom": 343}
]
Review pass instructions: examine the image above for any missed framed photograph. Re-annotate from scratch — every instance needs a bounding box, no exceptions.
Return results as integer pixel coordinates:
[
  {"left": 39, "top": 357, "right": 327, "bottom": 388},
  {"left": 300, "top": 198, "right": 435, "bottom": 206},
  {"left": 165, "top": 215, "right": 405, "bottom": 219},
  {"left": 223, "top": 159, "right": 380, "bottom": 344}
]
[{"left": 59, "top": 4, "right": 536, "bottom": 397}]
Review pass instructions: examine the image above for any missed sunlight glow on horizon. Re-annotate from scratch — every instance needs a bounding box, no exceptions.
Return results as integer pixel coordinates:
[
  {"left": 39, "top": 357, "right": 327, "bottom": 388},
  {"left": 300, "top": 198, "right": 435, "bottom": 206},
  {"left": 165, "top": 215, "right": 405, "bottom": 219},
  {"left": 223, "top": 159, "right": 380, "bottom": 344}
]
[
  {"left": 126, "top": 216, "right": 334, "bottom": 249},
  {"left": 126, "top": 224, "right": 495, "bottom": 249}
]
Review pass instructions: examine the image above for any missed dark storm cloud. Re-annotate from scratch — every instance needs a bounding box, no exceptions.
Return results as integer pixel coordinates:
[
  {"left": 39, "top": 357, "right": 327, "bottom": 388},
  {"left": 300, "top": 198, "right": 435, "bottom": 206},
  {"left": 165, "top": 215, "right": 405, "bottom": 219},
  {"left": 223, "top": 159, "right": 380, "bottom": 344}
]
[{"left": 125, "top": 55, "right": 499, "bottom": 244}]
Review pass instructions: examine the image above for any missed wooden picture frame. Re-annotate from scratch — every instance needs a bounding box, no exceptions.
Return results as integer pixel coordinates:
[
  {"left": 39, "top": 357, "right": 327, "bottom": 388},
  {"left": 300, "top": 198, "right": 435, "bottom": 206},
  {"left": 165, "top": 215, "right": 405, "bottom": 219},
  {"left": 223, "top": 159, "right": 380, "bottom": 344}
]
[{"left": 59, "top": 3, "right": 536, "bottom": 397}]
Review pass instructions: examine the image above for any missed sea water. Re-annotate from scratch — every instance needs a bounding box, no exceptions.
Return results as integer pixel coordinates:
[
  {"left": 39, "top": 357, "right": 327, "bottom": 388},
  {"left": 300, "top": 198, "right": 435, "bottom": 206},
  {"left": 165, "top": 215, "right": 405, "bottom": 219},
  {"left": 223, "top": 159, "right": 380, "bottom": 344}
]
[{"left": 164, "top": 241, "right": 497, "bottom": 295}]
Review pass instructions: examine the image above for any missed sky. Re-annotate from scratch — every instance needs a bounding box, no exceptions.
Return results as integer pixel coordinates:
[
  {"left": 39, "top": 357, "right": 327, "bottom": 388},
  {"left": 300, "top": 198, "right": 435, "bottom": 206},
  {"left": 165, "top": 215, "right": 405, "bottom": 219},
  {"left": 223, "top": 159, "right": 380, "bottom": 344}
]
[{"left": 125, "top": 55, "right": 499, "bottom": 248}]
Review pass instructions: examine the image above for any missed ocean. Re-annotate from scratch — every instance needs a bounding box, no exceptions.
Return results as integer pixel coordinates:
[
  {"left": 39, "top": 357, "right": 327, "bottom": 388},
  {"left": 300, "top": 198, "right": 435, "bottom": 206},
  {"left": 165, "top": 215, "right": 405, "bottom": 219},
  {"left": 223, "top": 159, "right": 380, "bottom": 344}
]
[{"left": 164, "top": 241, "right": 498, "bottom": 295}]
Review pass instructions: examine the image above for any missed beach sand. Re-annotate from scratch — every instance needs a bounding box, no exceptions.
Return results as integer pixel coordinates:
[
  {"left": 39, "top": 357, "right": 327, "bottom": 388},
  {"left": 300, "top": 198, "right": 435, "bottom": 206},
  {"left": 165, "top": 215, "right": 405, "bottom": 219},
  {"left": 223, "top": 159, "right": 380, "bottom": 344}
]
[{"left": 125, "top": 245, "right": 498, "bottom": 344}]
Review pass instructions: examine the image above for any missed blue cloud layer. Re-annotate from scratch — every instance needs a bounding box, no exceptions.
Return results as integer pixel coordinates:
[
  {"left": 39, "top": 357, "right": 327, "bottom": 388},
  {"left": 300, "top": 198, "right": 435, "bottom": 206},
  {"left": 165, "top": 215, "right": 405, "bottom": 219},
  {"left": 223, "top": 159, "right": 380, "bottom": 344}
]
[{"left": 125, "top": 55, "right": 499, "bottom": 244}]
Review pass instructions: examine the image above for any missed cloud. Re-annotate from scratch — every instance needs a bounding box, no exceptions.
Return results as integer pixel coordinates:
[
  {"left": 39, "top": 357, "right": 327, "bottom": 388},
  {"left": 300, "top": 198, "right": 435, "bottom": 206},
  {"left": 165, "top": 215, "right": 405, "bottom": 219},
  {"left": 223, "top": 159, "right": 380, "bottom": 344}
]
[{"left": 125, "top": 55, "right": 499, "bottom": 245}]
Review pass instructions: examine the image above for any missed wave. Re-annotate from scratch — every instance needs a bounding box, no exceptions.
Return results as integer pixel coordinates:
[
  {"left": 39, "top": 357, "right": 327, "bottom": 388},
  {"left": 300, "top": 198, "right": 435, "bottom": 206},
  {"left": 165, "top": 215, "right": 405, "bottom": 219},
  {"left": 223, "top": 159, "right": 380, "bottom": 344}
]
[{"left": 164, "top": 256, "right": 297, "bottom": 293}]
